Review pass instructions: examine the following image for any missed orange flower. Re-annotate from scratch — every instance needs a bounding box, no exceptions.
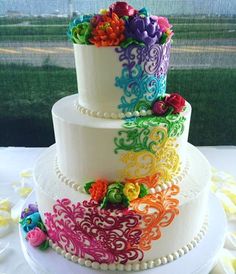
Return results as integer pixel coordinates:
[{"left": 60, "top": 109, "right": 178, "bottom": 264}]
[
  {"left": 89, "top": 179, "right": 108, "bottom": 202},
  {"left": 89, "top": 13, "right": 125, "bottom": 47}
]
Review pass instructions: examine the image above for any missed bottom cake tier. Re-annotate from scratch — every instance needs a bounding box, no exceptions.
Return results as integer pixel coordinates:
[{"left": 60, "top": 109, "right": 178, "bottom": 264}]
[{"left": 34, "top": 143, "right": 211, "bottom": 271}]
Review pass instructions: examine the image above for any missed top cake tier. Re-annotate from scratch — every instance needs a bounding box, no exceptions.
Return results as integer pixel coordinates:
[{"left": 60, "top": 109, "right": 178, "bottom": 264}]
[
  {"left": 74, "top": 42, "right": 170, "bottom": 115},
  {"left": 68, "top": 2, "right": 174, "bottom": 117}
]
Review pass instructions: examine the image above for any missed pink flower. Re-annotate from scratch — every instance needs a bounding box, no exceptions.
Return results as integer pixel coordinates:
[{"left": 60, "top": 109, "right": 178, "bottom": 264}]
[
  {"left": 26, "top": 227, "right": 47, "bottom": 247},
  {"left": 109, "top": 1, "right": 137, "bottom": 18},
  {"left": 157, "top": 17, "right": 172, "bottom": 32},
  {"left": 152, "top": 100, "right": 168, "bottom": 116}
]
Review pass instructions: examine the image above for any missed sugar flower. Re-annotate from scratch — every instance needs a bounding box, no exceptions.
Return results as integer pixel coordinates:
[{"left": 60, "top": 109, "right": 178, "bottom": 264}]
[
  {"left": 71, "top": 22, "right": 92, "bottom": 44},
  {"left": 26, "top": 227, "right": 47, "bottom": 247},
  {"left": 152, "top": 100, "right": 168, "bottom": 116},
  {"left": 21, "top": 203, "right": 38, "bottom": 219},
  {"left": 109, "top": 1, "right": 137, "bottom": 18},
  {"left": 21, "top": 212, "right": 41, "bottom": 232},
  {"left": 123, "top": 182, "right": 140, "bottom": 201},
  {"left": 89, "top": 13, "right": 125, "bottom": 47},
  {"left": 67, "top": 14, "right": 93, "bottom": 42},
  {"left": 164, "top": 93, "right": 186, "bottom": 114},
  {"left": 107, "top": 182, "right": 124, "bottom": 203},
  {"left": 89, "top": 179, "right": 108, "bottom": 202},
  {"left": 157, "top": 17, "right": 172, "bottom": 33},
  {"left": 124, "top": 15, "right": 162, "bottom": 45}
]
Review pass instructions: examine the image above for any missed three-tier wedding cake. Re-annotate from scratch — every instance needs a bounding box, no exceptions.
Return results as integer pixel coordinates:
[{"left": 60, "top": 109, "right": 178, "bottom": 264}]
[{"left": 21, "top": 2, "right": 211, "bottom": 271}]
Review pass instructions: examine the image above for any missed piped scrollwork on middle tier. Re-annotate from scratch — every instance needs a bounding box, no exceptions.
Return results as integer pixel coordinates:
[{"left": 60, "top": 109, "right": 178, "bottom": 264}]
[{"left": 114, "top": 114, "right": 186, "bottom": 187}]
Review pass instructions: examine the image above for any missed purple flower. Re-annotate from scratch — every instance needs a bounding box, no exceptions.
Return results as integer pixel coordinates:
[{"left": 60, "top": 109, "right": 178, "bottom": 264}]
[
  {"left": 125, "top": 15, "right": 162, "bottom": 45},
  {"left": 21, "top": 203, "right": 38, "bottom": 219},
  {"left": 90, "top": 14, "right": 102, "bottom": 27}
]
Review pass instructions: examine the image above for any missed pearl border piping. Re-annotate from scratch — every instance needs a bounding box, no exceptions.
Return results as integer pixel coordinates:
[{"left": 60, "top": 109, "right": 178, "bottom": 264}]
[
  {"left": 48, "top": 217, "right": 208, "bottom": 271},
  {"left": 54, "top": 158, "right": 189, "bottom": 194},
  {"left": 74, "top": 101, "right": 152, "bottom": 120}
]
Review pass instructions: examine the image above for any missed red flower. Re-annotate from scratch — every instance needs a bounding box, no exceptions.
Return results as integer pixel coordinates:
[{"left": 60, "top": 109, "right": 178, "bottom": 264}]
[
  {"left": 152, "top": 100, "right": 168, "bottom": 116},
  {"left": 109, "top": 1, "right": 137, "bottom": 18},
  {"left": 89, "top": 179, "right": 108, "bottom": 202},
  {"left": 164, "top": 93, "right": 186, "bottom": 114}
]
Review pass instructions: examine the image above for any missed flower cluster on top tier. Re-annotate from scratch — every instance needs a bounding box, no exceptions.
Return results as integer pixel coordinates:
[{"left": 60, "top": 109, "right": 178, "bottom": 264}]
[
  {"left": 152, "top": 93, "right": 186, "bottom": 116},
  {"left": 67, "top": 1, "right": 174, "bottom": 47},
  {"left": 20, "top": 204, "right": 49, "bottom": 250},
  {"left": 84, "top": 179, "right": 148, "bottom": 209}
]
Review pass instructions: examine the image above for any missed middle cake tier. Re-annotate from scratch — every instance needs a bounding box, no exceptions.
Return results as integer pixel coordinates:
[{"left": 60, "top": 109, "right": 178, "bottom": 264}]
[{"left": 52, "top": 94, "right": 191, "bottom": 190}]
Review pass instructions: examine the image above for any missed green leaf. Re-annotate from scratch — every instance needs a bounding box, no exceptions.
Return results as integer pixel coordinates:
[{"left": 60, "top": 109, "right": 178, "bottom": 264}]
[
  {"left": 122, "top": 195, "right": 130, "bottom": 208},
  {"left": 19, "top": 219, "right": 24, "bottom": 225},
  {"left": 135, "top": 100, "right": 151, "bottom": 112},
  {"left": 160, "top": 33, "right": 168, "bottom": 44},
  {"left": 38, "top": 240, "right": 49, "bottom": 251},
  {"left": 138, "top": 8, "right": 150, "bottom": 17},
  {"left": 139, "top": 184, "right": 148, "bottom": 198},
  {"left": 100, "top": 196, "right": 109, "bottom": 209},
  {"left": 120, "top": 38, "right": 145, "bottom": 48},
  {"left": 37, "top": 221, "right": 47, "bottom": 232},
  {"left": 84, "top": 181, "right": 94, "bottom": 194}
]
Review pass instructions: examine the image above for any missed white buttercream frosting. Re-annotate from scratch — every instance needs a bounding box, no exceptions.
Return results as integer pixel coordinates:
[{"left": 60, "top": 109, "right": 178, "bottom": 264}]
[
  {"left": 54, "top": 156, "right": 190, "bottom": 193},
  {"left": 52, "top": 94, "right": 191, "bottom": 186},
  {"left": 34, "top": 143, "right": 211, "bottom": 265}
]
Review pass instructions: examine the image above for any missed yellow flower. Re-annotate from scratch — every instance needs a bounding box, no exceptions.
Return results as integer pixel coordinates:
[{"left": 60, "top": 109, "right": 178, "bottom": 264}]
[
  {"left": 123, "top": 183, "right": 140, "bottom": 201},
  {"left": 99, "top": 9, "right": 109, "bottom": 15}
]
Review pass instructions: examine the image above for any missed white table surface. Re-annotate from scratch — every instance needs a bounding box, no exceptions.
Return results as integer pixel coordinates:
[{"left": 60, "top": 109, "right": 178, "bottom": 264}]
[{"left": 0, "top": 145, "right": 236, "bottom": 274}]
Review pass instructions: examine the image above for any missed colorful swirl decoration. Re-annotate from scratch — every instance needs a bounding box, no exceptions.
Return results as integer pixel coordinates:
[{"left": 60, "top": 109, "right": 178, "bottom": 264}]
[
  {"left": 114, "top": 114, "right": 185, "bottom": 185},
  {"left": 114, "top": 115, "right": 185, "bottom": 155},
  {"left": 45, "top": 199, "right": 144, "bottom": 264},
  {"left": 44, "top": 184, "right": 179, "bottom": 263},
  {"left": 115, "top": 64, "right": 166, "bottom": 113},
  {"left": 115, "top": 43, "right": 170, "bottom": 113},
  {"left": 131, "top": 185, "right": 180, "bottom": 251}
]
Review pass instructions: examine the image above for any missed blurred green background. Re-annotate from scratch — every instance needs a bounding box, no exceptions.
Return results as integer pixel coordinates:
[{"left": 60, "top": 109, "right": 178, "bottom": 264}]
[{"left": 0, "top": 16, "right": 236, "bottom": 146}]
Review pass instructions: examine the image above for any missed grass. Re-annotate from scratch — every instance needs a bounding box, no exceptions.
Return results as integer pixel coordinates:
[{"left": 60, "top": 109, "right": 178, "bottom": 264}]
[
  {"left": 167, "top": 68, "right": 236, "bottom": 146},
  {"left": 0, "top": 16, "right": 235, "bottom": 42},
  {"left": 0, "top": 17, "right": 69, "bottom": 25},
  {"left": 0, "top": 63, "right": 236, "bottom": 146},
  {"left": 0, "top": 64, "right": 76, "bottom": 146},
  {"left": 0, "top": 16, "right": 235, "bottom": 25}
]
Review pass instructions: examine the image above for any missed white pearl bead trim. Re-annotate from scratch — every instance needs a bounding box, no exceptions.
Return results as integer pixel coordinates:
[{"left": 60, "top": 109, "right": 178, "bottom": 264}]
[
  {"left": 48, "top": 217, "right": 208, "bottom": 271},
  {"left": 74, "top": 101, "right": 152, "bottom": 120},
  {"left": 55, "top": 157, "right": 189, "bottom": 194}
]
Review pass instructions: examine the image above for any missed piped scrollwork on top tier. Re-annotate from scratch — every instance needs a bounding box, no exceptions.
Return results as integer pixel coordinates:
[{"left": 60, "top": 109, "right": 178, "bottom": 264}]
[
  {"left": 115, "top": 42, "right": 170, "bottom": 114},
  {"left": 69, "top": 1, "right": 174, "bottom": 118}
]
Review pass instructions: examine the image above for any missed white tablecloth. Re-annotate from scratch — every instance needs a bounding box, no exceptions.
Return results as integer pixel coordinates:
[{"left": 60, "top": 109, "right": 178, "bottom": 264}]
[{"left": 0, "top": 146, "right": 235, "bottom": 274}]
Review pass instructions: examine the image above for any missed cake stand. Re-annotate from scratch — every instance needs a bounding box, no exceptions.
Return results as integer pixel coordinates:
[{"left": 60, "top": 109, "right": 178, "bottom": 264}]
[{"left": 19, "top": 192, "right": 226, "bottom": 274}]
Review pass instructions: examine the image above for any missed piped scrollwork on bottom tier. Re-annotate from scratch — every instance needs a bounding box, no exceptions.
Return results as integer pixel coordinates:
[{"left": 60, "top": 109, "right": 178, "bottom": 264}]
[
  {"left": 44, "top": 186, "right": 180, "bottom": 263},
  {"left": 48, "top": 217, "right": 208, "bottom": 271}
]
